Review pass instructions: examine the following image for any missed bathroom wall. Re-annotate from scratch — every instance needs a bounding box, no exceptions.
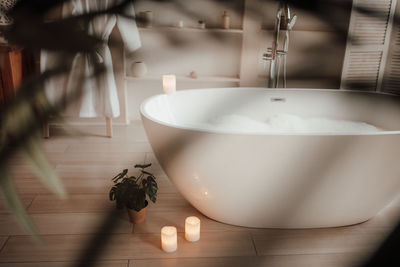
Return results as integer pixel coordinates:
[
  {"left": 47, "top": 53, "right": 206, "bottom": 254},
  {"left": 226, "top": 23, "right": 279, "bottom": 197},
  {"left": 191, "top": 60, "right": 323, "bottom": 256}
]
[
  {"left": 242, "top": 0, "right": 351, "bottom": 89},
  {"left": 58, "top": 0, "right": 352, "bottom": 123},
  {"left": 124, "top": 0, "right": 352, "bottom": 121}
]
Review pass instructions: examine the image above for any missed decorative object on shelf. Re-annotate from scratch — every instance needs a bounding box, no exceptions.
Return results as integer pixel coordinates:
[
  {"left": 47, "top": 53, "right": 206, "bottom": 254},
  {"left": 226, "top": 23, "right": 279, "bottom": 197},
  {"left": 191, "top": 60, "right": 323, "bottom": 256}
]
[
  {"left": 139, "top": 11, "right": 153, "bottom": 28},
  {"left": 0, "top": 0, "right": 15, "bottom": 25},
  {"left": 176, "top": 20, "right": 184, "bottom": 28},
  {"left": 0, "top": 0, "right": 16, "bottom": 43},
  {"left": 189, "top": 71, "right": 198, "bottom": 79},
  {"left": 130, "top": 61, "right": 147, "bottom": 77},
  {"left": 161, "top": 226, "right": 177, "bottom": 253},
  {"left": 185, "top": 216, "right": 200, "bottom": 242},
  {"left": 198, "top": 20, "right": 206, "bottom": 29},
  {"left": 109, "top": 163, "right": 158, "bottom": 224},
  {"left": 222, "top": 11, "right": 230, "bottom": 29},
  {"left": 162, "top": 74, "right": 176, "bottom": 93}
]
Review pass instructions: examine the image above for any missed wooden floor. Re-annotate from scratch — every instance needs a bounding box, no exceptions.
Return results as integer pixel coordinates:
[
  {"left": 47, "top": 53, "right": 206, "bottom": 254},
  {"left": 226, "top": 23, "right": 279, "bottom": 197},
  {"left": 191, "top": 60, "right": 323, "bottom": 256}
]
[{"left": 1, "top": 122, "right": 399, "bottom": 267}]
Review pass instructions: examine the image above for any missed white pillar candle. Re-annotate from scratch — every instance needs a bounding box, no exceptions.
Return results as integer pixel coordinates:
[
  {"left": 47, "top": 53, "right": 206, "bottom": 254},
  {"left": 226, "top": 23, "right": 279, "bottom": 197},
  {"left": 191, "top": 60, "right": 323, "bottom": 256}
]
[
  {"left": 162, "top": 74, "right": 176, "bottom": 94},
  {"left": 161, "top": 226, "right": 177, "bottom": 253},
  {"left": 177, "top": 20, "right": 184, "bottom": 28},
  {"left": 185, "top": 216, "right": 200, "bottom": 242}
]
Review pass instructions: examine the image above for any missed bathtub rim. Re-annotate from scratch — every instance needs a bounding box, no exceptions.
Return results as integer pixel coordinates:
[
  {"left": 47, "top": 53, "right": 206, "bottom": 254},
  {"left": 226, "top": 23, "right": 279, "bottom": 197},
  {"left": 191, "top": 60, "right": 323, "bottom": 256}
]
[{"left": 140, "top": 87, "right": 400, "bottom": 136}]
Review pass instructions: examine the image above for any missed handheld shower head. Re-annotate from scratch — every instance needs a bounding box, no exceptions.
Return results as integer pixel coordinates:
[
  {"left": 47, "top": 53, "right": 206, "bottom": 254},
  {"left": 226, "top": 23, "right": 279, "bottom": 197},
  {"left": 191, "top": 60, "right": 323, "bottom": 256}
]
[
  {"left": 265, "top": 1, "right": 297, "bottom": 88},
  {"left": 288, "top": 14, "right": 297, "bottom": 30}
]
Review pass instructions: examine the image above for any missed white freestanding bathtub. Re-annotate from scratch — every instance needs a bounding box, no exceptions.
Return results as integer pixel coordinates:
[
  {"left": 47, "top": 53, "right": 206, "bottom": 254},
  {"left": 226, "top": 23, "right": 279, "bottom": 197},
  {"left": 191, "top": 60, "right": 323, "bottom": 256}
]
[{"left": 140, "top": 88, "right": 400, "bottom": 228}]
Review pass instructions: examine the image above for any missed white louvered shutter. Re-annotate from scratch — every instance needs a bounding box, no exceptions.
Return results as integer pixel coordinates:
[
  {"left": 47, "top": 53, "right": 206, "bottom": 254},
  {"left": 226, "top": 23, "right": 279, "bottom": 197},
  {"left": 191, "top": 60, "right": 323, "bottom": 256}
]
[
  {"left": 341, "top": 0, "right": 397, "bottom": 91},
  {"left": 382, "top": 5, "right": 400, "bottom": 93}
]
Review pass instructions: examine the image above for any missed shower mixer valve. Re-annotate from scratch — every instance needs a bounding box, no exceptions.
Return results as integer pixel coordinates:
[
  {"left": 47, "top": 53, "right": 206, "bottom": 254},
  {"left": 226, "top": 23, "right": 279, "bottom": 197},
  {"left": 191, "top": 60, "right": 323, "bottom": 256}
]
[{"left": 263, "top": 2, "right": 296, "bottom": 88}]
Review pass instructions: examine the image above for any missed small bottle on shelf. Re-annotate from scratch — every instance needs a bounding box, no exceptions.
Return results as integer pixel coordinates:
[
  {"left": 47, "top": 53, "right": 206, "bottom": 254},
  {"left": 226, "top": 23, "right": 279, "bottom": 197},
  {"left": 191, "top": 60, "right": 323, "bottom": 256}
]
[
  {"left": 130, "top": 61, "right": 147, "bottom": 77},
  {"left": 198, "top": 20, "right": 206, "bottom": 29},
  {"left": 139, "top": 11, "right": 153, "bottom": 28},
  {"left": 189, "top": 71, "right": 198, "bottom": 79},
  {"left": 222, "top": 11, "right": 230, "bottom": 29}
]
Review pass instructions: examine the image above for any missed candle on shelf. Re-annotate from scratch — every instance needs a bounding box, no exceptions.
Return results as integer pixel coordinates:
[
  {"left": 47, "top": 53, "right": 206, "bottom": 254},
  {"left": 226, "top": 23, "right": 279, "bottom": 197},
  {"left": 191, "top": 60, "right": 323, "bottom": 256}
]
[
  {"left": 162, "top": 74, "right": 176, "bottom": 94},
  {"left": 177, "top": 20, "right": 184, "bottom": 28},
  {"left": 161, "top": 226, "right": 177, "bottom": 253},
  {"left": 185, "top": 216, "right": 200, "bottom": 242}
]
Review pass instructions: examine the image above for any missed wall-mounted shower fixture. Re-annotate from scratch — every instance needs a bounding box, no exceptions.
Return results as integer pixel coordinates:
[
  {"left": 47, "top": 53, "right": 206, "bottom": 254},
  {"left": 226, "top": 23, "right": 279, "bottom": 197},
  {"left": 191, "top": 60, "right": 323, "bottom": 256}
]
[{"left": 263, "top": 1, "right": 296, "bottom": 88}]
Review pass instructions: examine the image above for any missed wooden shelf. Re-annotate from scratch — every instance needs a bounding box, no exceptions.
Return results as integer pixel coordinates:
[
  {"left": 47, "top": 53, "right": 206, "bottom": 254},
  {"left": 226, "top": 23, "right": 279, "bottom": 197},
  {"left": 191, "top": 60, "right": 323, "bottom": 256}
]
[
  {"left": 138, "top": 26, "right": 243, "bottom": 34},
  {"left": 125, "top": 74, "right": 240, "bottom": 83}
]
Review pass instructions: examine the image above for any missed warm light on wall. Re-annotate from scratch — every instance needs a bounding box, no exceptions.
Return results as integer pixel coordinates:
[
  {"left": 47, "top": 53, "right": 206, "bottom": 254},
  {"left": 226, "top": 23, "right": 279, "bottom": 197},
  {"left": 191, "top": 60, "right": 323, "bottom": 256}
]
[{"left": 162, "top": 74, "right": 176, "bottom": 93}]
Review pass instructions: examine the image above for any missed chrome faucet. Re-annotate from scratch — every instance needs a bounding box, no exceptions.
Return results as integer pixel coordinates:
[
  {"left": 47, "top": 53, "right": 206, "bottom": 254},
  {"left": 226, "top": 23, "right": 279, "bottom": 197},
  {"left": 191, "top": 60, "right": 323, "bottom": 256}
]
[{"left": 263, "top": 2, "right": 297, "bottom": 88}]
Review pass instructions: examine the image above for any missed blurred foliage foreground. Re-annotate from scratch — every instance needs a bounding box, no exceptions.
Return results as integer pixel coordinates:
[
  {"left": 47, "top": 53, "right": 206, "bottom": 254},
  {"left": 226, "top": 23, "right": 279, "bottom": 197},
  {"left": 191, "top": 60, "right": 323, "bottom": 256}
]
[
  {"left": 0, "top": 0, "right": 135, "bottom": 239},
  {"left": 0, "top": 2, "right": 398, "bottom": 266}
]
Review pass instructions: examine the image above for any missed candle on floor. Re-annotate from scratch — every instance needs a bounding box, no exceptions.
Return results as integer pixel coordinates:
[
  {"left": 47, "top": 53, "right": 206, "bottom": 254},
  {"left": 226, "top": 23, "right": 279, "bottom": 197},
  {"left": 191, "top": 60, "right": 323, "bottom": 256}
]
[
  {"left": 162, "top": 74, "right": 176, "bottom": 93},
  {"left": 185, "top": 216, "right": 200, "bottom": 242},
  {"left": 161, "top": 226, "right": 177, "bottom": 252}
]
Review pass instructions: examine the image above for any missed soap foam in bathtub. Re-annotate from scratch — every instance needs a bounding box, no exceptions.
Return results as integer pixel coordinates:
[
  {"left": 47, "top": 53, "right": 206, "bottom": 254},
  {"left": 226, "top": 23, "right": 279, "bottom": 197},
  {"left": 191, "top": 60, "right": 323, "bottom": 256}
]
[
  {"left": 209, "top": 114, "right": 270, "bottom": 131},
  {"left": 207, "top": 114, "right": 381, "bottom": 133}
]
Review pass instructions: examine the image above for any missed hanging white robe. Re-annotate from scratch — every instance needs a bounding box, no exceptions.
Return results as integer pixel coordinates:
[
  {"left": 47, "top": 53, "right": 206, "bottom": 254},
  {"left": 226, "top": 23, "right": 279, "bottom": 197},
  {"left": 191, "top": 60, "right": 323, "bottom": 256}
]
[{"left": 41, "top": 0, "right": 141, "bottom": 118}]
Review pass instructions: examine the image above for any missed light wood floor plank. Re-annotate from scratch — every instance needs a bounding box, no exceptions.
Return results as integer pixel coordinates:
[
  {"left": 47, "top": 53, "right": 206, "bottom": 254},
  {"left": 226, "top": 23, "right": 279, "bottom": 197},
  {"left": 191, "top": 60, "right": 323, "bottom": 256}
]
[
  {"left": 0, "top": 234, "right": 93, "bottom": 262},
  {"left": 252, "top": 227, "right": 386, "bottom": 256},
  {"left": 12, "top": 166, "right": 175, "bottom": 195},
  {"left": 47, "top": 124, "right": 148, "bottom": 143},
  {"left": 0, "top": 213, "right": 133, "bottom": 235},
  {"left": 14, "top": 176, "right": 112, "bottom": 195},
  {"left": 28, "top": 194, "right": 114, "bottom": 214},
  {"left": 0, "top": 260, "right": 128, "bottom": 267},
  {"left": 0, "top": 237, "right": 8, "bottom": 252},
  {"left": 12, "top": 178, "right": 70, "bottom": 195},
  {"left": 128, "top": 254, "right": 362, "bottom": 267},
  {"left": 50, "top": 152, "right": 146, "bottom": 165},
  {"left": 0, "top": 232, "right": 255, "bottom": 262},
  {"left": 11, "top": 164, "right": 169, "bottom": 195},
  {"left": 0, "top": 195, "right": 35, "bottom": 214},
  {"left": 55, "top": 164, "right": 144, "bottom": 178},
  {"left": 28, "top": 193, "right": 187, "bottom": 214},
  {"left": 42, "top": 143, "right": 69, "bottom": 153},
  {"left": 65, "top": 142, "right": 153, "bottom": 153},
  {"left": 0, "top": 263, "right": 64, "bottom": 267},
  {"left": 8, "top": 143, "right": 68, "bottom": 155},
  {"left": 147, "top": 194, "right": 193, "bottom": 213},
  {"left": 134, "top": 210, "right": 247, "bottom": 234},
  {"left": 8, "top": 152, "right": 146, "bottom": 168}
]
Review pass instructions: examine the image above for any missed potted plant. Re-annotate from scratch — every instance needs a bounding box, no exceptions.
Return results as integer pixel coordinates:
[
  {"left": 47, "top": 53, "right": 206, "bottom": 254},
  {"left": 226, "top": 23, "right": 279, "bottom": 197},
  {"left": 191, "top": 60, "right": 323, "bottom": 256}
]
[{"left": 109, "top": 163, "right": 158, "bottom": 224}]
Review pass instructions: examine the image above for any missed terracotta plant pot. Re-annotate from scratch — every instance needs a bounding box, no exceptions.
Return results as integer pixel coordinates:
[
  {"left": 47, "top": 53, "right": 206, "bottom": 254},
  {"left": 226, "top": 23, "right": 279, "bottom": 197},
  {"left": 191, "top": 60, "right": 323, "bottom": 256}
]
[{"left": 127, "top": 202, "right": 148, "bottom": 224}]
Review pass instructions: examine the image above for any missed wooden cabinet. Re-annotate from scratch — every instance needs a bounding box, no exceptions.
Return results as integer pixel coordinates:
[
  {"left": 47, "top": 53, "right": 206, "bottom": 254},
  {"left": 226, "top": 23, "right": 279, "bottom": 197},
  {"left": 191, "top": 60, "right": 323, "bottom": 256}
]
[{"left": 0, "top": 45, "right": 22, "bottom": 104}]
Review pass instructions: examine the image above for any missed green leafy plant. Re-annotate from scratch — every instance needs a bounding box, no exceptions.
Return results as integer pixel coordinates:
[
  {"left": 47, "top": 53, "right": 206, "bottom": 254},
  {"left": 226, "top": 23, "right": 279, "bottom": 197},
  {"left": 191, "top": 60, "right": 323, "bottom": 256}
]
[{"left": 109, "top": 163, "right": 158, "bottom": 212}]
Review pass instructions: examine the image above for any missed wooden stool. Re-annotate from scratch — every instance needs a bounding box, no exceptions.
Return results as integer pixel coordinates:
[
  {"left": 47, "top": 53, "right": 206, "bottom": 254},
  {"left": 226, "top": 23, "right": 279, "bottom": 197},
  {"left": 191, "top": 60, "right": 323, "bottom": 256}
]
[{"left": 105, "top": 117, "right": 113, "bottom": 138}]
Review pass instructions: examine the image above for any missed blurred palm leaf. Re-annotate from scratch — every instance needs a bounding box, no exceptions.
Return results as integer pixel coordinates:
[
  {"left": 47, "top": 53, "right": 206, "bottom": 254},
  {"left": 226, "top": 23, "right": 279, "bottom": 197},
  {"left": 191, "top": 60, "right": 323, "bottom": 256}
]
[
  {"left": 0, "top": 167, "right": 40, "bottom": 241},
  {"left": 0, "top": 0, "right": 134, "bottom": 239},
  {"left": 22, "top": 138, "right": 66, "bottom": 198}
]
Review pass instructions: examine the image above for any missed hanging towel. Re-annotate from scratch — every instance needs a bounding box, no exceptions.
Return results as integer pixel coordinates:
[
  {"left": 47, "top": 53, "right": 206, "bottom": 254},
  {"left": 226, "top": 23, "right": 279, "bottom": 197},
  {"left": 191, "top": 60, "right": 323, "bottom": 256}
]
[{"left": 41, "top": 0, "right": 141, "bottom": 118}]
